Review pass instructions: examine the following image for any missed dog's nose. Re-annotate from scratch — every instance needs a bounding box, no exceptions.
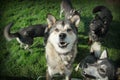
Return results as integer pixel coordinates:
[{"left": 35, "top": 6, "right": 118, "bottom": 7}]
[{"left": 59, "top": 33, "right": 66, "bottom": 40}]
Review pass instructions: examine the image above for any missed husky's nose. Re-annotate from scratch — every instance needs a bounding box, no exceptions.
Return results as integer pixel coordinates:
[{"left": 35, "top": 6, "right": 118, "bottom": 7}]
[{"left": 59, "top": 33, "right": 66, "bottom": 40}]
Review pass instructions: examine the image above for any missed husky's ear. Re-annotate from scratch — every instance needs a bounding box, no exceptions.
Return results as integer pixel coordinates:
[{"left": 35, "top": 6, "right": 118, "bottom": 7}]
[
  {"left": 90, "top": 51, "right": 95, "bottom": 56},
  {"left": 46, "top": 13, "right": 56, "bottom": 28},
  {"left": 70, "top": 15, "right": 80, "bottom": 27},
  {"left": 100, "top": 50, "right": 108, "bottom": 59},
  {"left": 70, "top": 9, "right": 75, "bottom": 14}
]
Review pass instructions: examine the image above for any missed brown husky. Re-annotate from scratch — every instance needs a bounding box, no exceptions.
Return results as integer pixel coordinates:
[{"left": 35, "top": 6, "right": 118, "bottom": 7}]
[{"left": 45, "top": 13, "right": 80, "bottom": 80}]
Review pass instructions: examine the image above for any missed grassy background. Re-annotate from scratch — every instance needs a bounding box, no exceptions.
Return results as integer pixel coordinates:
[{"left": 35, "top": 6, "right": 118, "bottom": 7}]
[{"left": 0, "top": 0, "right": 120, "bottom": 80}]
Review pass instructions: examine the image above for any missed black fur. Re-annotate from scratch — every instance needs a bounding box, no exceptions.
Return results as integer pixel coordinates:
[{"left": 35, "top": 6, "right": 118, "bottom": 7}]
[
  {"left": 4, "top": 22, "right": 47, "bottom": 48},
  {"left": 88, "top": 6, "right": 113, "bottom": 44},
  {"left": 79, "top": 52, "right": 97, "bottom": 69}
]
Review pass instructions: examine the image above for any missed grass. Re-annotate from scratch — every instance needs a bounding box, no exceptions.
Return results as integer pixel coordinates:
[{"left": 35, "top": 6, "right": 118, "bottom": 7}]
[{"left": 0, "top": 0, "right": 120, "bottom": 80}]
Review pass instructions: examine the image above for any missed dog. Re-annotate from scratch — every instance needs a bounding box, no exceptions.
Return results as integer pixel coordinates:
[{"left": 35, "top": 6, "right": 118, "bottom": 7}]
[
  {"left": 60, "top": 0, "right": 79, "bottom": 19},
  {"left": 75, "top": 50, "right": 117, "bottom": 80},
  {"left": 75, "top": 41, "right": 101, "bottom": 72},
  {"left": 4, "top": 23, "right": 47, "bottom": 49},
  {"left": 88, "top": 6, "right": 113, "bottom": 44},
  {"left": 45, "top": 13, "right": 80, "bottom": 80}
]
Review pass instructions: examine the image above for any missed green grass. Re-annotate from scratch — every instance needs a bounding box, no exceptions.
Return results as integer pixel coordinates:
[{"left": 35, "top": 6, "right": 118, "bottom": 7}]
[{"left": 0, "top": 0, "right": 120, "bottom": 79}]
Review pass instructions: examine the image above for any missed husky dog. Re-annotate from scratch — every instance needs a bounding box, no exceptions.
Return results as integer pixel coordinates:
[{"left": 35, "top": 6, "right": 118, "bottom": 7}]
[
  {"left": 4, "top": 23, "right": 47, "bottom": 49},
  {"left": 60, "top": 0, "right": 79, "bottom": 19},
  {"left": 45, "top": 13, "right": 80, "bottom": 80},
  {"left": 75, "top": 41, "right": 101, "bottom": 72},
  {"left": 76, "top": 50, "right": 117, "bottom": 80},
  {"left": 88, "top": 6, "right": 113, "bottom": 44},
  {"left": 75, "top": 52, "right": 97, "bottom": 69}
]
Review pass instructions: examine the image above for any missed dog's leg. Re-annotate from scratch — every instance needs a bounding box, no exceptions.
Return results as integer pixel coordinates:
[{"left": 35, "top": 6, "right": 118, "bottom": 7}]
[
  {"left": 75, "top": 63, "right": 80, "bottom": 71},
  {"left": 20, "top": 43, "right": 24, "bottom": 48},
  {"left": 24, "top": 44, "right": 29, "bottom": 50},
  {"left": 90, "top": 47, "right": 94, "bottom": 53},
  {"left": 65, "top": 75, "right": 71, "bottom": 80},
  {"left": 65, "top": 71, "right": 71, "bottom": 80},
  {"left": 88, "top": 35, "right": 92, "bottom": 45},
  {"left": 24, "top": 44, "right": 33, "bottom": 52},
  {"left": 16, "top": 38, "right": 24, "bottom": 48},
  {"left": 46, "top": 69, "right": 52, "bottom": 80}
]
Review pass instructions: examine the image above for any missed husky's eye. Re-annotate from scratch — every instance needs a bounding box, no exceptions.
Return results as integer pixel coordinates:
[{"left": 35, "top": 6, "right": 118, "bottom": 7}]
[
  {"left": 67, "top": 29, "right": 72, "bottom": 32},
  {"left": 99, "top": 68, "right": 106, "bottom": 74},
  {"left": 55, "top": 28, "right": 59, "bottom": 32}
]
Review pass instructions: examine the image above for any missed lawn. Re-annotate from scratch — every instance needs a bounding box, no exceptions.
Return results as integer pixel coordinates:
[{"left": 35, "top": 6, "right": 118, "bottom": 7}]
[{"left": 0, "top": 0, "right": 120, "bottom": 80}]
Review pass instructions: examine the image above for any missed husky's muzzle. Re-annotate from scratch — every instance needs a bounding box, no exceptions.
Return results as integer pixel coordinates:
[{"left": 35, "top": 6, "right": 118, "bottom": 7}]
[
  {"left": 82, "top": 70, "right": 96, "bottom": 79},
  {"left": 59, "top": 33, "right": 69, "bottom": 48}
]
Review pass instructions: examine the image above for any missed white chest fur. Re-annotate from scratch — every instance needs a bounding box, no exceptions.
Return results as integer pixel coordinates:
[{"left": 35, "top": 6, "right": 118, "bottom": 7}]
[{"left": 45, "top": 42, "right": 77, "bottom": 76}]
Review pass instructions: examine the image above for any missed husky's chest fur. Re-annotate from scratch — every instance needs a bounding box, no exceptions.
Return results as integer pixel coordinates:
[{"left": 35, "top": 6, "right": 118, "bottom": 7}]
[{"left": 46, "top": 42, "right": 77, "bottom": 75}]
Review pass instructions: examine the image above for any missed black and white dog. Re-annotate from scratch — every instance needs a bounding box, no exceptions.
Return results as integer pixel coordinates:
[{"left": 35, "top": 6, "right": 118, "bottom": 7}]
[
  {"left": 60, "top": 0, "right": 80, "bottom": 19},
  {"left": 75, "top": 50, "right": 117, "bottom": 80},
  {"left": 45, "top": 13, "right": 80, "bottom": 80},
  {"left": 4, "top": 23, "right": 47, "bottom": 49},
  {"left": 88, "top": 6, "right": 113, "bottom": 44}
]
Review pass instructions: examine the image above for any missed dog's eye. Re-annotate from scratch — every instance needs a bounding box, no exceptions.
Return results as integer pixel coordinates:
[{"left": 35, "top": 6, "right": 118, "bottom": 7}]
[
  {"left": 67, "top": 29, "right": 72, "bottom": 32},
  {"left": 99, "top": 68, "right": 106, "bottom": 73},
  {"left": 55, "top": 28, "right": 59, "bottom": 32}
]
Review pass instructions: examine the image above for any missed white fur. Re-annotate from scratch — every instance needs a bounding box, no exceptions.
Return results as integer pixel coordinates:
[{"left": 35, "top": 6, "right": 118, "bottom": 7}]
[
  {"left": 100, "top": 50, "right": 107, "bottom": 59},
  {"left": 84, "top": 65, "right": 108, "bottom": 80},
  {"left": 46, "top": 24, "right": 77, "bottom": 80},
  {"left": 90, "top": 42, "right": 101, "bottom": 58},
  {"left": 48, "top": 24, "right": 77, "bottom": 54},
  {"left": 16, "top": 38, "right": 24, "bottom": 47},
  {"left": 16, "top": 38, "right": 29, "bottom": 49},
  {"left": 46, "top": 14, "right": 79, "bottom": 80}
]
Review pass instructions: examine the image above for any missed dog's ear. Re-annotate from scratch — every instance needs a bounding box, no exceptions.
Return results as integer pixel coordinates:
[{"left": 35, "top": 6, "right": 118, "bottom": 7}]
[
  {"left": 46, "top": 13, "right": 56, "bottom": 28},
  {"left": 70, "top": 15, "right": 80, "bottom": 27},
  {"left": 70, "top": 9, "right": 75, "bottom": 14},
  {"left": 90, "top": 51, "right": 95, "bottom": 56},
  {"left": 100, "top": 50, "right": 108, "bottom": 59}
]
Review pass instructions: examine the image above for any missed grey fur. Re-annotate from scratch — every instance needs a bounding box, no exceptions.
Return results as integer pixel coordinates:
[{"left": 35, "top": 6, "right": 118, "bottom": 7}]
[
  {"left": 76, "top": 50, "right": 117, "bottom": 80},
  {"left": 45, "top": 14, "right": 80, "bottom": 80},
  {"left": 60, "top": 0, "right": 79, "bottom": 19}
]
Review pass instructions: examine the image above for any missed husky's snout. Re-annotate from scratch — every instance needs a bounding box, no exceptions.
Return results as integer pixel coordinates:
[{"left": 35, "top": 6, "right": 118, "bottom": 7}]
[
  {"left": 59, "top": 33, "right": 69, "bottom": 48},
  {"left": 59, "top": 33, "right": 66, "bottom": 40},
  {"left": 82, "top": 70, "right": 96, "bottom": 79}
]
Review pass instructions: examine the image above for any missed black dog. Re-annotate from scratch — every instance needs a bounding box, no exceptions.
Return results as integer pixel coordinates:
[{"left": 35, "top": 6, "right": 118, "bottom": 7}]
[
  {"left": 88, "top": 6, "right": 113, "bottom": 44},
  {"left": 4, "top": 23, "right": 47, "bottom": 49},
  {"left": 60, "top": 0, "right": 80, "bottom": 19}
]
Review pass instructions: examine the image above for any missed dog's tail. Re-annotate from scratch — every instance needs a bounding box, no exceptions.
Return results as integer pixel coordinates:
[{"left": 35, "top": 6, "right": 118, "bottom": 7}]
[
  {"left": 92, "top": 6, "right": 107, "bottom": 14},
  {"left": 4, "top": 22, "right": 19, "bottom": 41},
  {"left": 90, "top": 42, "right": 101, "bottom": 58}
]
